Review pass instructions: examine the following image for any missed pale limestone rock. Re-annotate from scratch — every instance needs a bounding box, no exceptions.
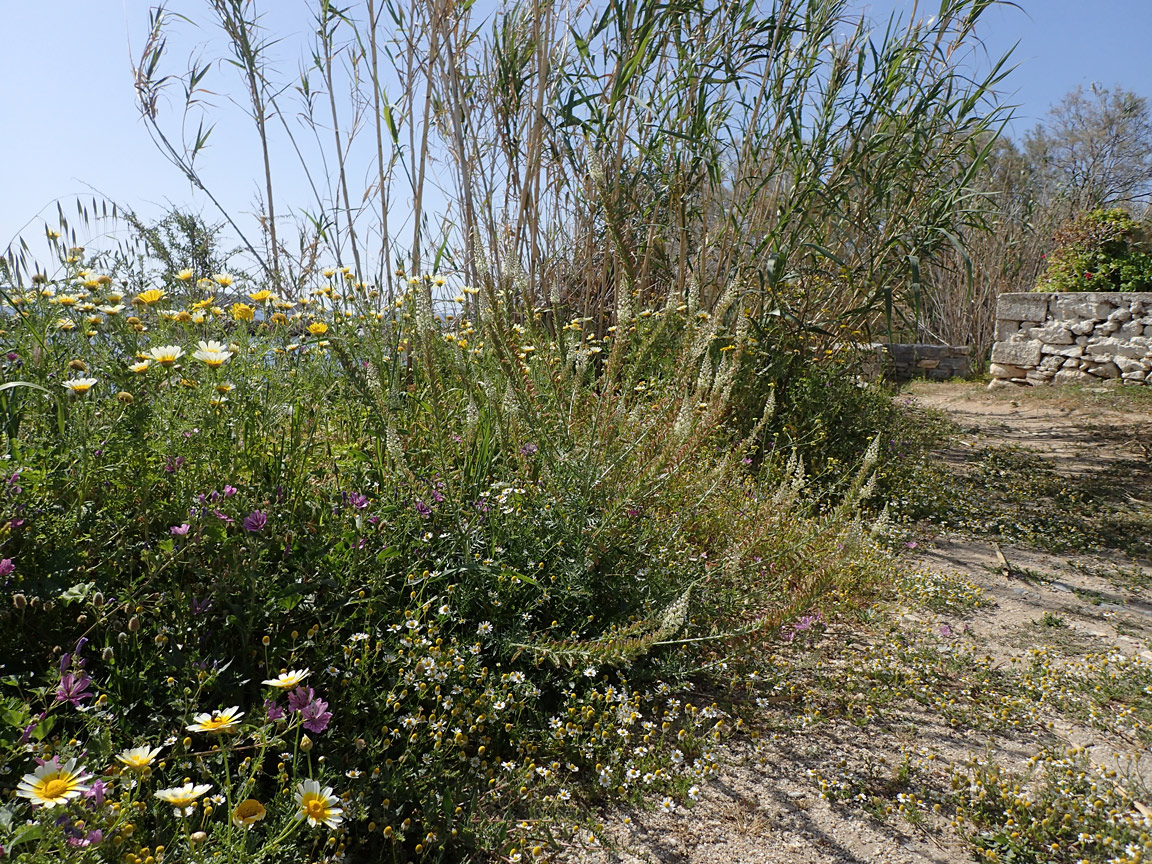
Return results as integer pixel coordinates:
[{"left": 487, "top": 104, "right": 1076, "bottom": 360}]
[
  {"left": 1054, "top": 368, "right": 1096, "bottom": 385},
  {"left": 990, "top": 340, "right": 1042, "bottom": 367},
  {"left": 1086, "top": 361, "right": 1120, "bottom": 379},
  {"left": 998, "top": 294, "right": 1049, "bottom": 322}
]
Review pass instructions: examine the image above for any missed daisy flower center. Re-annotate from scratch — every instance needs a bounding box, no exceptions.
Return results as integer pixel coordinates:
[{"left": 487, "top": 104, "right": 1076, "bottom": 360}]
[{"left": 38, "top": 777, "right": 72, "bottom": 800}]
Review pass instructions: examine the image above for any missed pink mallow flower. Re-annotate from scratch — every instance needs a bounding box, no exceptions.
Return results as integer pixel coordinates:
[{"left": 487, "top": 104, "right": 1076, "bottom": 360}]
[{"left": 55, "top": 673, "right": 93, "bottom": 708}]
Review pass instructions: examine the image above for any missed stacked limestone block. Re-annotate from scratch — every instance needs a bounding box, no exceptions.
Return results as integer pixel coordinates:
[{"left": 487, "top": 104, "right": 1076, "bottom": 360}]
[{"left": 988, "top": 292, "right": 1152, "bottom": 389}]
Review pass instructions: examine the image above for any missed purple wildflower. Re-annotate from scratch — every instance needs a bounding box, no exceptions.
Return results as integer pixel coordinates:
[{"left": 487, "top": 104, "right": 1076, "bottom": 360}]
[
  {"left": 0, "top": 558, "right": 14, "bottom": 577},
  {"left": 415, "top": 500, "right": 431, "bottom": 518},
  {"left": 347, "top": 491, "right": 369, "bottom": 510},
  {"left": 83, "top": 780, "right": 111, "bottom": 806},
  {"left": 170, "top": 524, "right": 191, "bottom": 536},
  {"left": 163, "top": 456, "right": 185, "bottom": 474},
  {"left": 55, "top": 672, "right": 93, "bottom": 707},
  {"left": 287, "top": 686, "right": 315, "bottom": 714},
  {"left": 243, "top": 511, "right": 267, "bottom": 533},
  {"left": 520, "top": 442, "right": 538, "bottom": 456},
  {"left": 213, "top": 510, "right": 234, "bottom": 524},
  {"left": 66, "top": 829, "right": 102, "bottom": 848},
  {"left": 223, "top": 485, "right": 237, "bottom": 498},
  {"left": 264, "top": 699, "right": 284, "bottom": 722},
  {"left": 300, "top": 696, "right": 332, "bottom": 734}
]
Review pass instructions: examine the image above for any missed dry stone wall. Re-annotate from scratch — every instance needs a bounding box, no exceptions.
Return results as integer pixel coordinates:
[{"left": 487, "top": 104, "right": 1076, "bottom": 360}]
[{"left": 988, "top": 292, "right": 1152, "bottom": 389}]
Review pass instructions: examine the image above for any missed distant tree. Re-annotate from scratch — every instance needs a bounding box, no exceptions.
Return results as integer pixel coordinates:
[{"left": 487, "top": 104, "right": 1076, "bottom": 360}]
[{"left": 1025, "top": 85, "right": 1152, "bottom": 210}]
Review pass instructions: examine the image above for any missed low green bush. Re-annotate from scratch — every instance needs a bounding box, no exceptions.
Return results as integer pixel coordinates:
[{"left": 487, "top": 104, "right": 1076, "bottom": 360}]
[{"left": 1034, "top": 207, "right": 1152, "bottom": 293}]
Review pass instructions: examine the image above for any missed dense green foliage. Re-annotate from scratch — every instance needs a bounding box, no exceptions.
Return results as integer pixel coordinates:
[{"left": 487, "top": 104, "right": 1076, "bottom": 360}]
[{"left": 1034, "top": 208, "right": 1152, "bottom": 293}]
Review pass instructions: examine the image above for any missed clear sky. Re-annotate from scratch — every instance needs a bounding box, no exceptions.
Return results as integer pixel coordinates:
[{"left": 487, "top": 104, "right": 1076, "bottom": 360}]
[{"left": 2, "top": 0, "right": 1150, "bottom": 258}]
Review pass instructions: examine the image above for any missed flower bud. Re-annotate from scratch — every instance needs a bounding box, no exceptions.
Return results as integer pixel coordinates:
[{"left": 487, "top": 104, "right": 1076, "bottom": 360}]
[
  {"left": 13, "top": 593, "right": 26, "bottom": 609},
  {"left": 102, "top": 646, "right": 115, "bottom": 661},
  {"left": 128, "top": 615, "right": 141, "bottom": 632},
  {"left": 190, "top": 832, "right": 207, "bottom": 845},
  {"left": 300, "top": 735, "right": 313, "bottom": 752}
]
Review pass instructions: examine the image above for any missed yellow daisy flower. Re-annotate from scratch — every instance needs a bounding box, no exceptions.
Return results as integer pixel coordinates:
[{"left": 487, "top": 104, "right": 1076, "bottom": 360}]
[
  {"left": 147, "top": 345, "right": 184, "bottom": 366},
  {"left": 62, "top": 378, "right": 97, "bottom": 396},
  {"left": 307, "top": 322, "right": 328, "bottom": 336},
  {"left": 213, "top": 273, "right": 233, "bottom": 287},
  {"left": 136, "top": 288, "right": 165, "bottom": 305},
  {"left": 192, "top": 340, "right": 233, "bottom": 368},
  {"left": 295, "top": 779, "right": 343, "bottom": 828},
  {"left": 262, "top": 669, "right": 310, "bottom": 689},
  {"left": 186, "top": 706, "right": 244, "bottom": 734},
  {"left": 17, "top": 758, "right": 91, "bottom": 809},
  {"left": 247, "top": 289, "right": 275, "bottom": 303},
  {"left": 231, "top": 303, "right": 255, "bottom": 322},
  {"left": 233, "top": 798, "right": 267, "bottom": 828},
  {"left": 176, "top": 269, "right": 195, "bottom": 282},
  {"left": 129, "top": 360, "right": 151, "bottom": 374},
  {"left": 116, "top": 745, "right": 162, "bottom": 772},
  {"left": 155, "top": 782, "right": 211, "bottom": 816}
]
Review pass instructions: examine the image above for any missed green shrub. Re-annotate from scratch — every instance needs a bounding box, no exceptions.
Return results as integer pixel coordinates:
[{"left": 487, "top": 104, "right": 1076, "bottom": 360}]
[{"left": 1034, "top": 207, "right": 1152, "bottom": 292}]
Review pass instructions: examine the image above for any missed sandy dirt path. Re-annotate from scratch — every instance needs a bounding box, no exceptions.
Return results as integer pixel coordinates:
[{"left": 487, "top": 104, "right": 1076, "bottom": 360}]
[{"left": 565, "top": 382, "right": 1152, "bottom": 864}]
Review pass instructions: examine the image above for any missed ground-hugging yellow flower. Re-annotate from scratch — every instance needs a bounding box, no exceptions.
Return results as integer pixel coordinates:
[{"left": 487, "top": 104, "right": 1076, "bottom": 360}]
[
  {"left": 248, "top": 289, "right": 275, "bottom": 303},
  {"left": 233, "top": 798, "right": 267, "bottom": 828},
  {"left": 147, "top": 345, "right": 184, "bottom": 366},
  {"left": 116, "top": 745, "right": 162, "bottom": 771},
  {"left": 262, "top": 669, "right": 310, "bottom": 689},
  {"left": 231, "top": 303, "right": 255, "bottom": 322},
  {"left": 295, "top": 779, "right": 343, "bottom": 828},
  {"left": 155, "top": 782, "right": 211, "bottom": 816},
  {"left": 17, "top": 758, "right": 91, "bottom": 808},
  {"left": 62, "top": 377, "right": 97, "bottom": 395},
  {"left": 186, "top": 706, "right": 244, "bottom": 734},
  {"left": 307, "top": 321, "right": 328, "bottom": 335},
  {"left": 136, "top": 288, "right": 165, "bottom": 305},
  {"left": 192, "top": 340, "right": 233, "bottom": 368}
]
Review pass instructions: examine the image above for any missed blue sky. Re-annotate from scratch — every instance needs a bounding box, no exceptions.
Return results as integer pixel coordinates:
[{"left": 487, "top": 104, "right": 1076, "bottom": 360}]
[{"left": 2, "top": 1, "right": 1150, "bottom": 257}]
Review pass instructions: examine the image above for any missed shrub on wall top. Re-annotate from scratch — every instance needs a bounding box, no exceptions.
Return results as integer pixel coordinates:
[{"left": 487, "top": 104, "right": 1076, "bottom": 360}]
[{"left": 1034, "top": 207, "right": 1152, "bottom": 292}]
